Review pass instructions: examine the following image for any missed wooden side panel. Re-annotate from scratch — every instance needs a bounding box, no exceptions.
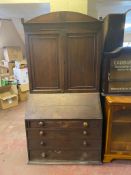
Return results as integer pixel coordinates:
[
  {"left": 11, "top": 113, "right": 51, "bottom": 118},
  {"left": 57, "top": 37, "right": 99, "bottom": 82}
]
[
  {"left": 28, "top": 33, "right": 62, "bottom": 92},
  {"left": 65, "top": 33, "right": 97, "bottom": 92},
  {"left": 103, "top": 14, "right": 125, "bottom": 52}
]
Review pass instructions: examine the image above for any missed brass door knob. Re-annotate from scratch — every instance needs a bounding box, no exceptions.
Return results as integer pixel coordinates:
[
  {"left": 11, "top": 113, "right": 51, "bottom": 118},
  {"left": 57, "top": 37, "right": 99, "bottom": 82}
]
[
  {"left": 39, "top": 131, "right": 44, "bottom": 136},
  {"left": 83, "top": 140, "right": 87, "bottom": 146},
  {"left": 83, "top": 130, "right": 87, "bottom": 135},
  {"left": 38, "top": 121, "right": 44, "bottom": 126},
  {"left": 83, "top": 122, "right": 88, "bottom": 127},
  {"left": 40, "top": 141, "right": 46, "bottom": 146},
  {"left": 41, "top": 152, "right": 46, "bottom": 158},
  {"left": 122, "top": 106, "right": 126, "bottom": 110}
]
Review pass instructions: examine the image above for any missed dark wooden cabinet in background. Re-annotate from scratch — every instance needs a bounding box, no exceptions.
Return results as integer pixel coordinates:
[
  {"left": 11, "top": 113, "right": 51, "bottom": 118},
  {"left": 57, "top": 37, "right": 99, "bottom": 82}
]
[
  {"left": 101, "top": 47, "right": 131, "bottom": 94},
  {"left": 101, "top": 13, "right": 131, "bottom": 163},
  {"left": 102, "top": 14, "right": 125, "bottom": 53},
  {"left": 101, "top": 13, "right": 130, "bottom": 95},
  {"left": 23, "top": 12, "right": 103, "bottom": 164},
  {"left": 24, "top": 11, "right": 102, "bottom": 93}
]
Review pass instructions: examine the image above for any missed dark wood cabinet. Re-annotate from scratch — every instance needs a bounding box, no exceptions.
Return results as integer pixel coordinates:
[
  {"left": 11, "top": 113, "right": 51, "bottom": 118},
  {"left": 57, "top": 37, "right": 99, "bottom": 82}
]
[
  {"left": 101, "top": 47, "right": 131, "bottom": 94},
  {"left": 101, "top": 13, "right": 131, "bottom": 163},
  {"left": 23, "top": 12, "right": 103, "bottom": 164},
  {"left": 25, "top": 93, "right": 102, "bottom": 164},
  {"left": 104, "top": 96, "right": 131, "bottom": 162},
  {"left": 24, "top": 12, "right": 102, "bottom": 93},
  {"left": 102, "top": 14, "right": 125, "bottom": 53},
  {"left": 101, "top": 13, "right": 131, "bottom": 95}
]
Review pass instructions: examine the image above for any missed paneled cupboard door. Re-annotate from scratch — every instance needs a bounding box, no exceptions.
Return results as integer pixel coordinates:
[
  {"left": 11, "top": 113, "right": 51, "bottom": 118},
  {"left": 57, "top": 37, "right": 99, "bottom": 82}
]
[
  {"left": 65, "top": 32, "right": 99, "bottom": 92},
  {"left": 26, "top": 31, "right": 101, "bottom": 93},
  {"left": 27, "top": 32, "right": 64, "bottom": 93},
  {"left": 24, "top": 12, "right": 102, "bottom": 93}
]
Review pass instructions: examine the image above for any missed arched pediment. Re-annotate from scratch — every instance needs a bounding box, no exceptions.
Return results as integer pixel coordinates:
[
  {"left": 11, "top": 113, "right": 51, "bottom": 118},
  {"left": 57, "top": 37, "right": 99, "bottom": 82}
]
[{"left": 25, "top": 11, "right": 99, "bottom": 24}]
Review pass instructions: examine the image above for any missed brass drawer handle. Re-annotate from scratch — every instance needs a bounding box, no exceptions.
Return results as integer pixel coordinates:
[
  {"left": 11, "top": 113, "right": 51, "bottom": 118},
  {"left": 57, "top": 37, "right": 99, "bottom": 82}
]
[
  {"left": 83, "top": 122, "right": 88, "bottom": 128},
  {"left": 83, "top": 130, "right": 87, "bottom": 135},
  {"left": 41, "top": 152, "right": 47, "bottom": 158},
  {"left": 83, "top": 140, "right": 87, "bottom": 146},
  {"left": 40, "top": 141, "right": 46, "bottom": 146},
  {"left": 122, "top": 106, "right": 126, "bottom": 110},
  {"left": 39, "top": 131, "right": 44, "bottom": 136},
  {"left": 38, "top": 121, "right": 45, "bottom": 127}
]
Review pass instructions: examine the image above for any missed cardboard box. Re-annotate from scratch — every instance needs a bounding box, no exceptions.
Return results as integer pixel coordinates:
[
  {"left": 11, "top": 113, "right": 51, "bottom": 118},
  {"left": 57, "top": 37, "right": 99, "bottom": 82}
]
[
  {"left": 0, "top": 65, "right": 8, "bottom": 74},
  {"left": 3, "top": 47, "right": 23, "bottom": 62},
  {"left": 0, "top": 67, "right": 8, "bottom": 74},
  {"left": 15, "top": 60, "right": 27, "bottom": 69},
  {"left": 11, "top": 85, "right": 18, "bottom": 95},
  {"left": 0, "top": 77, "right": 1, "bottom": 87},
  {"left": 0, "top": 85, "right": 11, "bottom": 93},
  {"left": 0, "top": 84, "right": 17, "bottom": 93},
  {"left": 0, "top": 91, "right": 18, "bottom": 109},
  {"left": 8, "top": 62, "right": 15, "bottom": 75},
  {"left": 0, "top": 60, "right": 8, "bottom": 68},
  {"left": 18, "top": 84, "right": 29, "bottom": 101},
  {"left": 13, "top": 67, "right": 29, "bottom": 84}
]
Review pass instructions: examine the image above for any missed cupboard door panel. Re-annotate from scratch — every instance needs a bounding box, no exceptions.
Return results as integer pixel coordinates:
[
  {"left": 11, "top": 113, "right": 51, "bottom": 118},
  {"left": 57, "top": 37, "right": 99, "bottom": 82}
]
[
  {"left": 28, "top": 34, "right": 62, "bottom": 92},
  {"left": 65, "top": 33, "right": 98, "bottom": 92}
]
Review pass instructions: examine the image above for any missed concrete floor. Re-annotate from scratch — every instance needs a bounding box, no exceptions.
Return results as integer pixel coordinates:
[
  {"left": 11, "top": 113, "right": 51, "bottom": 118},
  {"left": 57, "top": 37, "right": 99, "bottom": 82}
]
[{"left": 0, "top": 102, "right": 131, "bottom": 175}]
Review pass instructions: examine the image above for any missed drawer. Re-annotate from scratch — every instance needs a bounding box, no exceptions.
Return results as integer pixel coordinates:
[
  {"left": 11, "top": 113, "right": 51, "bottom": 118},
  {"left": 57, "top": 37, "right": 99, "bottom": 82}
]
[
  {"left": 28, "top": 138, "right": 101, "bottom": 150},
  {"left": 29, "top": 149, "right": 101, "bottom": 162},
  {"left": 111, "top": 105, "right": 131, "bottom": 123},
  {"left": 112, "top": 105, "right": 131, "bottom": 112},
  {"left": 26, "top": 119, "right": 101, "bottom": 129},
  {"left": 111, "top": 141, "right": 131, "bottom": 153},
  {"left": 26, "top": 128, "right": 101, "bottom": 140}
]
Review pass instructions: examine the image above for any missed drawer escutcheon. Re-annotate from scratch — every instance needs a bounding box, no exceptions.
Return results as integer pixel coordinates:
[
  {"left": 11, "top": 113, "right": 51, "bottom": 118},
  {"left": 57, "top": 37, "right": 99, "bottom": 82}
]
[{"left": 83, "top": 122, "right": 88, "bottom": 128}]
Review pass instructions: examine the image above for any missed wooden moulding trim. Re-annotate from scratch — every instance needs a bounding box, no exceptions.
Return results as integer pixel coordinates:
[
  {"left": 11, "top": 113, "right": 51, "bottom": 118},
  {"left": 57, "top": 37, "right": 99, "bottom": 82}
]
[{"left": 24, "top": 11, "right": 101, "bottom": 24}]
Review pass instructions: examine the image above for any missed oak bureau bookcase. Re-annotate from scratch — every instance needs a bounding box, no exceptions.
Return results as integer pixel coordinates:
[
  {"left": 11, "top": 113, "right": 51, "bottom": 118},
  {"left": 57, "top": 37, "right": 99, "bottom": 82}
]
[{"left": 23, "top": 11, "right": 103, "bottom": 164}]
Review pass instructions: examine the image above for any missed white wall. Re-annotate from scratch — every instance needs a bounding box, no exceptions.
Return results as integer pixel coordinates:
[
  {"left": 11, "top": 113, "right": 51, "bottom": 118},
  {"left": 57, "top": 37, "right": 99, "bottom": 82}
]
[
  {"left": 87, "top": 0, "right": 98, "bottom": 18},
  {"left": 124, "top": 12, "right": 131, "bottom": 43},
  {"left": 0, "top": 20, "right": 25, "bottom": 59}
]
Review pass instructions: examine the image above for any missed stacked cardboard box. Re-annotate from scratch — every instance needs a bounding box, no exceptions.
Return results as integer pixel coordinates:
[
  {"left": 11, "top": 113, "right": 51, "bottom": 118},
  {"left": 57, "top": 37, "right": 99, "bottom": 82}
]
[
  {"left": 0, "top": 64, "right": 8, "bottom": 74},
  {"left": 0, "top": 85, "right": 18, "bottom": 109},
  {"left": 18, "top": 84, "right": 29, "bottom": 102},
  {"left": 13, "top": 60, "right": 29, "bottom": 102},
  {"left": 0, "top": 60, "right": 10, "bottom": 88},
  {"left": 0, "top": 46, "right": 29, "bottom": 109},
  {"left": 13, "top": 60, "right": 29, "bottom": 84}
]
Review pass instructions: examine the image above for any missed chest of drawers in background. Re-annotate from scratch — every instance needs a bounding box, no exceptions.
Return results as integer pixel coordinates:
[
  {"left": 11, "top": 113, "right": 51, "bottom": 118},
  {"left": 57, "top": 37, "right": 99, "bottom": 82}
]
[{"left": 25, "top": 93, "right": 102, "bottom": 164}]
